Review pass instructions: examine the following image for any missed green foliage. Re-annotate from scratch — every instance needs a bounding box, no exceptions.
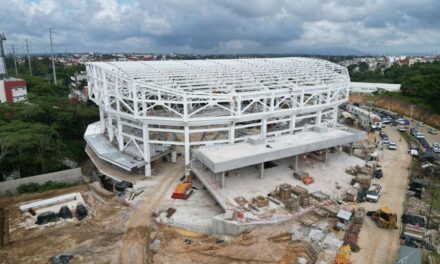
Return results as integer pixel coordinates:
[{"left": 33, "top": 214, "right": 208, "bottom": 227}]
[
  {"left": 349, "top": 61, "right": 440, "bottom": 113},
  {"left": 0, "top": 57, "right": 98, "bottom": 179},
  {"left": 16, "top": 180, "right": 81, "bottom": 194}
]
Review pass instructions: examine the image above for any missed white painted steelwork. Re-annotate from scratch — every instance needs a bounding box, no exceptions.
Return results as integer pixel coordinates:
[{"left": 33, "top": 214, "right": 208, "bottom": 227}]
[{"left": 86, "top": 57, "right": 350, "bottom": 176}]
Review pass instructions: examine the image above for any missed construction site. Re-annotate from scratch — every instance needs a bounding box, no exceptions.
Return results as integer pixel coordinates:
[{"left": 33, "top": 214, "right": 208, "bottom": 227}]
[{"left": 1, "top": 57, "right": 439, "bottom": 264}]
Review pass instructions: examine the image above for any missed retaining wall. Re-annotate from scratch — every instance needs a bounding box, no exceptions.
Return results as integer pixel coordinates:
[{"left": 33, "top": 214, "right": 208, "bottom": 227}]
[{"left": 0, "top": 168, "right": 84, "bottom": 196}]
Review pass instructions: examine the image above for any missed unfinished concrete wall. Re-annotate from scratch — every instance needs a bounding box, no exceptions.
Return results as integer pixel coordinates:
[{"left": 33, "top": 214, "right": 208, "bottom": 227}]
[{"left": 0, "top": 168, "right": 85, "bottom": 196}]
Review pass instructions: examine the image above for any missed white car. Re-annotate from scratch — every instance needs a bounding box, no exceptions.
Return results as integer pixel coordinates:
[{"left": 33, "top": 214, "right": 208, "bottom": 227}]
[
  {"left": 388, "top": 142, "right": 397, "bottom": 150},
  {"left": 433, "top": 143, "right": 440, "bottom": 153},
  {"left": 415, "top": 132, "right": 425, "bottom": 139},
  {"left": 398, "top": 126, "right": 406, "bottom": 132}
]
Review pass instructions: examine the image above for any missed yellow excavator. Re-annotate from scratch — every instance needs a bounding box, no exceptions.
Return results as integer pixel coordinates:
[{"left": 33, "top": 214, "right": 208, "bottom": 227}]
[{"left": 367, "top": 207, "right": 398, "bottom": 229}]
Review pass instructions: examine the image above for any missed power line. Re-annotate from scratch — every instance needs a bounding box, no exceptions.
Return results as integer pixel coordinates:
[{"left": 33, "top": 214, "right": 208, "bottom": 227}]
[
  {"left": 12, "top": 45, "right": 18, "bottom": 76},
  {"left": 25, "top": 39, "right": 32, "bottom": 76},
  {"left": 49, "top": 27, "right": 57, "bottom": 84}
]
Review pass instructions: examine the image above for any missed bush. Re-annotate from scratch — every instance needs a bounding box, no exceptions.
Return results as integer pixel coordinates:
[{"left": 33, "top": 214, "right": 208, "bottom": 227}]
[{"left": 17, "top": 180, "right": 81, "bottom": 194}]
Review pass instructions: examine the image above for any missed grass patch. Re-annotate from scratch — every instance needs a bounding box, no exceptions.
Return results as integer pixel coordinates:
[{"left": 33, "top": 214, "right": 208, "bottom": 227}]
[
  {"left": 17, "top": 180, "right": 82, "bottom": 194},
  {"left": 424, "top": 251, "right": 440, "bottom": 264}
]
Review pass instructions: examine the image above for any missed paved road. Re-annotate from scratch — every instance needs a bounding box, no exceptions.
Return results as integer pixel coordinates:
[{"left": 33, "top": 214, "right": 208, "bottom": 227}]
[{"left": 351, "top": 126, "right": 412, "bottom": 264}]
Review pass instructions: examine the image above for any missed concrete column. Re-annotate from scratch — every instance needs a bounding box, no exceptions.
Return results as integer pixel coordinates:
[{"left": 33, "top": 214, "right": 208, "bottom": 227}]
[
  {"left": 99, "top": 107, "right": 106, "bottom": 134},
  {"left": 259, "top": 163, "right": 264, "bottom": 179},
  {"left": 316, "top": 110, "right": 322, "bottom": 125},
  {"left": 171, "top": 151, "right": 177, "bottom": 163},
  {"left": 290, "top": 115, "right": 296, "bottom": 134},
  {"left": 324, "top": 151, "right": 328, "bottom": 163},
  {"left": 349, "top": 143, "right": 354, "bottom": 156},
  {"left": 221, "top": 171, "right": 225, "bottom": 188},
  {"left": 184, "top": 125, "right": 190, "bottom": 176},
  {"left": 107, "top": 116, "right": 115, "bottom": 142},
  {"left": 116, "top": 116, "right": 124, "bottom": 151},
  {"left": 228, "top": 122, "right": 235, "bottom": 144},
  {"left": 142, "top": 123, "right": 151, "bottom": 177},
  {"left": 292, "top": 155, "right": 298, "bottom": 171},
  {"left": 261, "top": 118, "right": 267, "bottom": 138}
]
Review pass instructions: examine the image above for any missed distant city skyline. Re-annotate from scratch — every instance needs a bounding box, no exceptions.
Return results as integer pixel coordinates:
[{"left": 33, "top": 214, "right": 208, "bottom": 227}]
[{"left": 1, "top": 0, "right": 439, "bottom": 55}]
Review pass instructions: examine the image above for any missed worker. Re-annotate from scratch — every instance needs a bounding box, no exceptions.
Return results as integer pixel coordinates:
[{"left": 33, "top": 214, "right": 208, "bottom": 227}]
[{"left": 399, "top": 137, "right": 402, "bottom": 142}]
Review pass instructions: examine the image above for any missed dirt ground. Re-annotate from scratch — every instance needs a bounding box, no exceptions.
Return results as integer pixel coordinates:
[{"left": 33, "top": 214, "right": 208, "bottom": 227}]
[
  {"left": 350, "top": 126, "right": 412, "bottom": 264},
  {"left": 0, "top": 125, "right": 419, "bottom": 264},
  {"left": 0, "top": 184, "right": 129, "bottom": 263}
]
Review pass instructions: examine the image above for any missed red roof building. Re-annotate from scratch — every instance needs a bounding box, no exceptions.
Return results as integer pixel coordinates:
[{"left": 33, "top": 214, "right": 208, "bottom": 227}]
[{"left": 0, "top": 78, "right": 28, "bottom": 103}]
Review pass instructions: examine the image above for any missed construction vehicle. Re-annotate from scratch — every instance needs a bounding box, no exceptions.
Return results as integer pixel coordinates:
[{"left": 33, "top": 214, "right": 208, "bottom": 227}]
[
  {"left": 171, "top": 181, "right": 193, "bottom": 200},
  {"left": 367, "top": 207, "right": 398, "bottom": 229}
]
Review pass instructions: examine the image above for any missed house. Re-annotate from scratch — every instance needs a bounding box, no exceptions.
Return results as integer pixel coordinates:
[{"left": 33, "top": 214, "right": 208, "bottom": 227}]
[{"left": 0, "top": 78, "right": 28, "bottom": 103}]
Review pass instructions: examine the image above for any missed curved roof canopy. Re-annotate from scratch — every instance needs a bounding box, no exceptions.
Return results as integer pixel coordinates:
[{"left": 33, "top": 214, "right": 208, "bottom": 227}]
[{"left": 88, "top": 57, "right": 349, "bottom": 96}]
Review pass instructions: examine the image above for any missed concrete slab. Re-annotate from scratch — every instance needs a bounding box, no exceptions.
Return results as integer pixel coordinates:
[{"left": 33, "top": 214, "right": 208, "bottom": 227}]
[
  {"left": 191, "top": 151, "right": 364, "bottom": 212},
  {"left": 193, "top": 127, "right": 365, "bottom": 173},
  {"left": 155, "top": 180, "right": 223, "bottom": 233}
]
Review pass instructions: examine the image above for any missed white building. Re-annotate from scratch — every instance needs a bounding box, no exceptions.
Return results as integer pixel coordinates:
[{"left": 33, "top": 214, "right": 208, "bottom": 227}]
[
  {"left": 0, "top": 78, "right": 28, "bottom": 103},
  {"left": 85, "top": 57, "right": 364, "bottom": 182}
]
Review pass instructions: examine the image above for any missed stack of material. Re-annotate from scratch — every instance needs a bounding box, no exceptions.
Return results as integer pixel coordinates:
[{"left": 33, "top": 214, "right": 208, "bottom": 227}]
[
  {"left": 252, "top": 196, "right": 269, "bottom": 207},
  {"left": 285, "top": 198, "right": 300, "bottom": 212},
  {"left": 345, "top": 188, "right": 359, "bottom": 202},
  {"left": 355, "top": 174, "right": 372, "bottom": 187},
  {"left": 346, "top": 165, "right": 362, "bottom": 176},
  {"left": 320, "top": 203, "right": 340, "bottom": 216},
  {"left": 343, "top": 224, "right": 361, "bottom": 252},
  {"left": 354, "top": 207, "right": 366, "bottom": 225},
  {"left": 279, "top": 183, "right": 293, "bottom": 201},
  {"left": 403, "top": 224, "right": 427, "bottom": 241},
  {"left": 234, "top": 196, "right": 248, "bottom": 206},
  {"left": 405, "top": 197, "right": 429, "bottom": 216},
  {"left": 299, "top": 194, "right": 311, "bottom": 208},
  {"left": 311, "top": 191, "right": 330, "bottom": 201},
  {"left": 292, "top": 185, "right": 308, "bottom": 196}
]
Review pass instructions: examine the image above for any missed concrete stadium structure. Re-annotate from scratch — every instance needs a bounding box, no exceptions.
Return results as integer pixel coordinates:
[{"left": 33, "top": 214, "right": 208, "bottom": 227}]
[{"left": 84, "top": 57, "right": 364, "bottom": 182}]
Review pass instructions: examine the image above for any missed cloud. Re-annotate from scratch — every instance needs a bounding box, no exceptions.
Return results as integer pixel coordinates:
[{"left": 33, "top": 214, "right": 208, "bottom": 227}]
[{"left": 0, "top": 0, "right": 439, "bottom": 54}]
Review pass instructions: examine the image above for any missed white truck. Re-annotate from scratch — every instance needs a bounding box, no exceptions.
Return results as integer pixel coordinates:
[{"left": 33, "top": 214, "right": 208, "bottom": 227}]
[{"left": 366, "top": 184, "right": 382, "bottom": 203}]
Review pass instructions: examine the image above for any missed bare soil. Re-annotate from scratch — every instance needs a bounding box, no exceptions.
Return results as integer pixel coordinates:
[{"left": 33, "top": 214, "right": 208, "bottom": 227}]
[{"left": 350, "top": 126, "right": 412, "bottom": 264}]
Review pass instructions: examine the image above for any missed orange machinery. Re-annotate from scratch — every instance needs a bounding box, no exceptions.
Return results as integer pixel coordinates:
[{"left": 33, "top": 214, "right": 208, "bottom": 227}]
[{"left": 171, "top": 181, "right": 193, "bottom": 199}]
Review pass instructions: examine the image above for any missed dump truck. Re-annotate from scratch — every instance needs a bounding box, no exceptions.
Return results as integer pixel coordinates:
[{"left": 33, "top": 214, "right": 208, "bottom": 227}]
[{"left": 367, "top": 207, "right": 398, "bottom": 229}]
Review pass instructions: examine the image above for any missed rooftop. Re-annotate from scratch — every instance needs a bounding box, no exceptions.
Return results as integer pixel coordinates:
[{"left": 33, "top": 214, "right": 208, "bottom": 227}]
[
  {"left": 88, "top": 57, "right": 348, "bottom": 97},
  {"left": 193, "top": 127, "right": 366, "bottom": 173}
]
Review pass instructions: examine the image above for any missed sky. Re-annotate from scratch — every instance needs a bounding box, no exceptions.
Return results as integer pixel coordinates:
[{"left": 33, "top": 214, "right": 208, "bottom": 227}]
[{"left": 1, "top": 0, "right": 439, "bottom": 55}]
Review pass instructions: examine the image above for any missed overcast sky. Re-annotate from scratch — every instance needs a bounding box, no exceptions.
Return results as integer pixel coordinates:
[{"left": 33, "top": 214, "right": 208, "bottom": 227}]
[{"left": 1, "top": 0, "right": 439, "bottom": 55}]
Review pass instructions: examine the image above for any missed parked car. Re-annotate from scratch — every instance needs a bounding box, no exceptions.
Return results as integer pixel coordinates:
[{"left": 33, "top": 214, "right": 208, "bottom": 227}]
[
  {"left": 382, "top": 138, "right": 390, "bottom": 145},
  {"left": 428, "top": 128, "right": 438, "bottom": 135},
  {"left": 415, "top": 132, "right": 425, "bottom": 139},
  {"left": 433, "top": 143, "right": 440, "bottom": 153},
  {"left": 417, "top": 122, "right": 425, "bottom": 127},
  {"left": 388, "top": 142, "right": 397, "bottom": 150},
  {"left": 366, "top": 184, "right": 382, "bottom": 202},
  {"left": 380, "top": 132, "right": 388, "bottom": 139},
  {"left": 398, "top": 126, "right": 407, "bottom": 132}
]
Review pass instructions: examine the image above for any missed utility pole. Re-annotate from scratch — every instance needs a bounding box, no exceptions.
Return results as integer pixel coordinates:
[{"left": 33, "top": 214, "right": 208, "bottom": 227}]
[
  {"left": 49, "top": 28, "right": 57, "bottom": 85},
  {"left": 12, "top": 45, "right": 18, "bottom": 76},
  {"left": 0, "top": 32, "right": 7, "bottom": 78},
  {"left": 25, "top": 39, "right": 32, "bottom": 75}
]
